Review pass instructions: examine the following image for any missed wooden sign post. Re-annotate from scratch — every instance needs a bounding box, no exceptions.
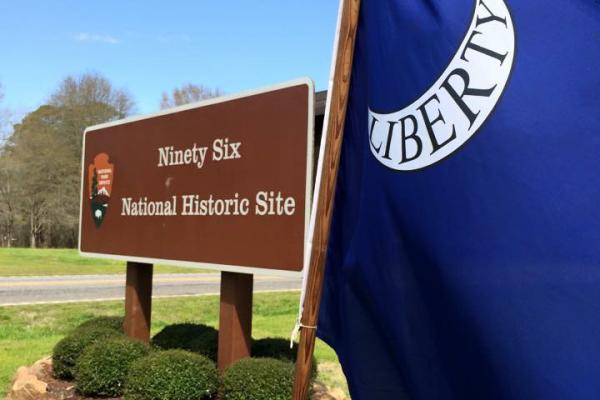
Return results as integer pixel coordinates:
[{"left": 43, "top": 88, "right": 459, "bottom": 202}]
[
  {"left": 123, "top": 262, "right": 153, "bottom": 343},
  {"left": 293, "top": 0, "right": 361, "bottom": 398},
  {"left": 218, "top": 272, "right": 253, "bottom": 370},
  {"left": 79, "top": 80, "right": 314, "bottom": 365}
]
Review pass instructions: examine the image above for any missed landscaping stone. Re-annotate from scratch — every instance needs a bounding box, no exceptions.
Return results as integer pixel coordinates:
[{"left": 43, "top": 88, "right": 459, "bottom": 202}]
[
  {"left": 30, "top": 357, "right": 52, "bottom": 379},
  {"left": 7, "top": 364, "right": 49, "bottom": 400}
]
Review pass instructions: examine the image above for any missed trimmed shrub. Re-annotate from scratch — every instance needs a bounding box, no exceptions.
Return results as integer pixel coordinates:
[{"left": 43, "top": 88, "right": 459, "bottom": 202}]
[
  {"left": 125, "top": 350, "right": 219, "bottom": 400},
  {"left": 75, "top": 316, "right": 124, "bottom": 333},
  {"left": 151, "top": 323, "right": 218, "bottom": 361},
  {"left": 52, "top": 328, "right": 121, "bottom": 379},
  {"left": 252, "top": 338, "right": 317, "bottom": 378},
  {"left": 222, "top": 357, "right": 296, "bottom": 400},
  {"left": 75, "top": 336, "right": 149, "bottom": 397},
  {"left": 252, "top": 337, "right": 297, "bottom": 361}
]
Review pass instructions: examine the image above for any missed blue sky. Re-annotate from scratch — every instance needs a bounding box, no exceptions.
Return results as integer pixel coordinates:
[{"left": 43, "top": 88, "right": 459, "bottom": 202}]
[{"left": 0, "top": 1, "right": 339, "bottom": 117}]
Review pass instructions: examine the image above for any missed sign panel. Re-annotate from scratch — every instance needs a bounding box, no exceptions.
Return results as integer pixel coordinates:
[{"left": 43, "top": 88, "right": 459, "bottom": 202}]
[{"left": 79, "top": 79, "right": 313, "bottom": 275}]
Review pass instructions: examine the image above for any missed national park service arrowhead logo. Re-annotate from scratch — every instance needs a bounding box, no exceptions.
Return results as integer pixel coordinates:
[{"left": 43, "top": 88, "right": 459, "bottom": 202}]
[
  {"left": 88, "top": 153, "right": 114, "bottom": 227},
  {"left": 369, "top": 0, "right": 516, "bottom": 171}
]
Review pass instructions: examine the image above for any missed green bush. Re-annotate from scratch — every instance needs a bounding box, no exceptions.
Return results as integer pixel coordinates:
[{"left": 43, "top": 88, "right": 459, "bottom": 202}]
[
  {"left": 252, "top": 338, "right": 317, "bottom": 378},
  {"left": 125, "top": 350, "right": 219, "bottom": 400},
  {"left": 75, "top": 316, "right": 124, "bottom": 333},
  {"left": 151, "top": 323, "right": 218, "bottom": 361},
  {"left": 222, "top": 358, "right": 296, "bottom": 400},
  {"left": 52, "top": 328, "right": 121, "bottom": 379},
  {"left": 252, "top": 337, "right": 297, "bottom": 361},
  {"left": 75, "top": 336, "right": 149, "bottom": 397}
]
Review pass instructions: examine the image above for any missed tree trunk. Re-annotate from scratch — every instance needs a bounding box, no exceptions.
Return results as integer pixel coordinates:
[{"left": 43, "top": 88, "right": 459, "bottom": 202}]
[{"left": 30, "top": 211, "right": 36, "bottom": 248}]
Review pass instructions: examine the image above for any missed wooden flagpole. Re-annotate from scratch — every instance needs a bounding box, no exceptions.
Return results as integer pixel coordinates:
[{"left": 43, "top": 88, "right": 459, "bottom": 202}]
[{"left": 292, "top": 0, "right": 360, "bottom": 398}]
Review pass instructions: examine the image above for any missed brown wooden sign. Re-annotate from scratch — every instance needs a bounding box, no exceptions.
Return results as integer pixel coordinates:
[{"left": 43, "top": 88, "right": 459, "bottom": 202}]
[{"left": 79, "top": 80, "right": 313, "bottom": 275}]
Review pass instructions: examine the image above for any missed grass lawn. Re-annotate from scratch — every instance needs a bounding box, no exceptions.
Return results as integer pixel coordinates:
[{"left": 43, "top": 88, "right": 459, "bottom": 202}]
[
  {"left": 0, "top": 291, "right": 348, "bottom": 397},
  {"left": 0, "top": 248, "right": 203, "bottom": 276}
]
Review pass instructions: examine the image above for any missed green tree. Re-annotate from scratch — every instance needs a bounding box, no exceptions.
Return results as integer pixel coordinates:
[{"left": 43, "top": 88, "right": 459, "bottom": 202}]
[
  {"left": 0, "top": 148, "right": 17, "bottom": 247},
  {"left": 0, "top": 83, "right": 17, "bottom": 247},
  {"left": 3, "top": 73, "right": 135, "bottom": 247},
  {"left": 0, "top": 82, "right": 8, "bottom": 143}
]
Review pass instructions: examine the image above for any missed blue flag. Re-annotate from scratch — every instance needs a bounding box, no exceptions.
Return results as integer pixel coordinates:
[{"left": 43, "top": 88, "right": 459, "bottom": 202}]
[{"left": 317, "top": 1, "right": 600, "bottom": 399}]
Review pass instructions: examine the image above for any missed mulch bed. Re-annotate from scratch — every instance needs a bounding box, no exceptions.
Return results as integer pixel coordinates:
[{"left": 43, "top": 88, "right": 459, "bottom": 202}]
[{"left": 35, "top": 363, "right": 119, "bottom": 400}]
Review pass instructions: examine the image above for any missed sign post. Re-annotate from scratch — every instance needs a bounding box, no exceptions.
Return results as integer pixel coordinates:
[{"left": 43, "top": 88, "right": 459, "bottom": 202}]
[
  {"left": 218, "top": 272, "right": 253, "bottom": 370},
  {"left": 124, "top": 262, "right": 153, "bottom": 343},
  {"left": 79, "top": 80, "right": 314, "bottom": 365}
]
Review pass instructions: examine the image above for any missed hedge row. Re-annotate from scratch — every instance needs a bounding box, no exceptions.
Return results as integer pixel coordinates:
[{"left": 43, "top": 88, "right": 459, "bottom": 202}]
[
  {"left": 75, "top": 336, "right": 149, "bottom": 397},
  {"left": 52, "top": 319, "right": 313, "bottom": 399},
  {"left": 151, "top": 323, "right": 219, "bottom": 361},
  {"left": 52, "top": 327, "right": 121, "bottom": 379},
  {"left": 126, "top": 350, "right": 218, "bottom": 400},
  {"left": 222, "top": 358, "right": 295, "bottom": 400}
]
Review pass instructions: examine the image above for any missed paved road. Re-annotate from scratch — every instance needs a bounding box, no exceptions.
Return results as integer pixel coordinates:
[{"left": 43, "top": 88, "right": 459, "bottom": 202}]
[{"left": 0, "top": 273, "right": 302, "bottom": 306}]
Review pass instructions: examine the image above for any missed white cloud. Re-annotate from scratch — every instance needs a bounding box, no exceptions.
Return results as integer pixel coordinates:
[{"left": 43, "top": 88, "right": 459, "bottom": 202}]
[{"left": 74, "top": 33, "right": 121, "bottom": 44}]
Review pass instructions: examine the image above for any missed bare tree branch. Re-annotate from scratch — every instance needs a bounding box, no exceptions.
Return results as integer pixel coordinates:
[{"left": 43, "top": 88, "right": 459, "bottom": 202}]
[{"left": 160, "top": 83, "right": 223, "bottom": 109}]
